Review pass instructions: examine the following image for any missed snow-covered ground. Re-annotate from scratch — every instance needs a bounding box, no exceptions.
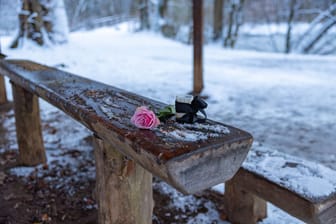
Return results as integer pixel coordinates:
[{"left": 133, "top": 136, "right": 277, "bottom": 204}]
[{"left": 1, "top": 24, "right": 336, "bottom": 223}]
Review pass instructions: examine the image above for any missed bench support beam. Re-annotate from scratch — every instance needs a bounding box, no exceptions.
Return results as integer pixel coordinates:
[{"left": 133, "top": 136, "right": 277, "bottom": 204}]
[
  {"left": 12, "top": 82, "right": 46, "bottom": 165},
  {"left": 93, "top": 136, "right": 153, "bottom": 224},
  {"left": 223, "top": 176, "right": 267, "bottom": 224},
  {"left": 0, "top": 75, "right": 7, "bottom": 105}
]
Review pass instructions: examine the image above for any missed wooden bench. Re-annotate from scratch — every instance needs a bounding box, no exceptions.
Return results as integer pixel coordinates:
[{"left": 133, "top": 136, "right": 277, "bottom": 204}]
[
  {"left": 0, "top": 59, "right": 253, "bottom": 223},
  {"left": 223, "top": 146, "right": 336, "bottom": 224}
]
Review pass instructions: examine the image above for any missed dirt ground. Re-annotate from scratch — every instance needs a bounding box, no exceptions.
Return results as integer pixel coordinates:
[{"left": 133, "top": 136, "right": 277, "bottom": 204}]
[
  {"left": 0, "top": 106, "right": 224, "bottom": 224},
  {"left": 0, "top": 150, "right": 224, "bottom": 224}
]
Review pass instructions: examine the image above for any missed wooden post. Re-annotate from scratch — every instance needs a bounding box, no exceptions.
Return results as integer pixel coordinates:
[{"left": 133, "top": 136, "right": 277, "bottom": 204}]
[
  {"left": 0, "top": 43, "right": 7, "bottom": 105},
  {"left": 11, "top": 82, "right": 46, "bottom": 165},
  {"left": 93, "top": 136, "right": 153, "bottom": 224},
  {"left": 193, "top": 0, "right": 204, "bottom": 95},
  {"left": 0, "top": 76, "right": 7, "bottom": 105},
  {"left": 223, "top": 178, "right": 267, "bottom": 224}
]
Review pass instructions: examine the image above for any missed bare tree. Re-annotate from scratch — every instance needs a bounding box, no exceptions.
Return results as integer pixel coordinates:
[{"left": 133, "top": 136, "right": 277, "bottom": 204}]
[
  {"left": 285, "top": 0, "right": 298, "bottom": 53},
  {"left": 223, "top": 0, "right": 245, "bottom": 48},
  {"left": 67, "top": 0, "right": 136, "bottom": 31},
  {"left": 300, "top": 2, "right": 336, "bottom": 53},
  {"left": 10, "top": 0, "right": 68, "bottom": 48}
]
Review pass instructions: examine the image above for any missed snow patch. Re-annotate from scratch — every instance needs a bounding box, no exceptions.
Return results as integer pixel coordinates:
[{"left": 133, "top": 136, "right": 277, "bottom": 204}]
[
  {"left": 187, "top": 202, "right": 229, "bottom": 224},
  {"left": 164, "top": 123, "right": 230, "bottom": 142},
  {"left": 243, "top": 146, "right": 336, "bottom": 200},
  {"left": 211, "top": 183, "right": 225, "bottom": 194},
  {"left": 166, "top": 129, "right": 208, "bottom": 142},
  {"left": 10, "top": 167, "right": 35, "bottom": 177}
]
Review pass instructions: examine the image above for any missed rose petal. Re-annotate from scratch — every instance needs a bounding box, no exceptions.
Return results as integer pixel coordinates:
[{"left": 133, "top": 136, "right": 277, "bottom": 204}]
[{"left": 131, "top": 106, "right": 160, "bottom": 129}]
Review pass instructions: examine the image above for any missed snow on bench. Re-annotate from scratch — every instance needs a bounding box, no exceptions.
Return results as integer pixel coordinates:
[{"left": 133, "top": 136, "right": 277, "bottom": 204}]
[
  {"left": 223, "top": 146, "right": 336, "bottom": 224},
  {"left": 0, "top": 59, "right": 253, "bottom": 224}
]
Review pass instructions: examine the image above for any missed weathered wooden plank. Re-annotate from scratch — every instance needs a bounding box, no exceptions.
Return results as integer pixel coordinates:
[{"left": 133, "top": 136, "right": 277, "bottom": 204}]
[
  {"left": 231, "top": 169, "right": 318, "bottom": 223},
  {"left": 11, "top": 82, "right": 46, "bottom": 165},
  {"left": 225, "top": 147, "right": 336, "bottom": 223},
  {"left": 232, "top": 168, "right": 336, "bottom": 223},
  {"left": 93, "top": 136, "right": 153, "bottom": 224},
  {"left": 243, "top": 147, "right": 336, "bottom": 204},
  {"left": 0, "top": 75, "right": 7, "bottom": 105},
  {"left": 0, "top": 60, "right": 253, "bottom": 193},
  {"left": 317, "top": 201, "right": 336, "bottom": 224}
]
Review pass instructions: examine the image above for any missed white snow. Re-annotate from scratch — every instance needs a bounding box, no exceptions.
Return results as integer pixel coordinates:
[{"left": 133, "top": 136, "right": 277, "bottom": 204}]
[
  {"left": 212, "top": 183, "right": 225, "bottom": 194},
  {"left": 243, "top": 145, "right": 336, "bottom": 200},
  {"left": 10, "top": 167, "right": 36, "bottom": 177},
  {"left": 159, "top": 123, "right": 230, "bottom": 142},
  {"left": 155, "top": 180, "right": 303, "bottom": 224},
  {"left": 178, "top": 123, "right": 230, "bottom": 134},
  {"left": 1, "top": 23, "right": 336, "bottom": 223},
  {"left": 154, "top": 180, "right": 229, "bottom": 223},
  {"left": 166, "top": 129, "right": 209, "bottom": 141},
  {"left": 240, "top": 22, "right": 336, "bottom": 36},
  {"left": 42, "top": 0, "right": 69, "bottom": 43}
]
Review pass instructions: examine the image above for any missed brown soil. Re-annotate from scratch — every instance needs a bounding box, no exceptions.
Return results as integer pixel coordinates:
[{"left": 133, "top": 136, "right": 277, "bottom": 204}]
[{"left": 0, "top": 153, "right": 224, "bottom": 224}]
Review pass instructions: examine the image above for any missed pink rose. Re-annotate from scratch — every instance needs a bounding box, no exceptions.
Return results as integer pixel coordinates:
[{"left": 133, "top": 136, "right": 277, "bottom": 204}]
[{"left": 131, "top": 106, "right": 160, "bottom": 129}]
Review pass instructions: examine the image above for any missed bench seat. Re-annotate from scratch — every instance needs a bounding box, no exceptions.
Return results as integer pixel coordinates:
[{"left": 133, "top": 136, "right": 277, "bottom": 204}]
[
  {"left": 0, "top": 59, "right": 253, "bottom": 194},
  {"left": 223, "top": 146, "right": 336, "bottom": 224}
]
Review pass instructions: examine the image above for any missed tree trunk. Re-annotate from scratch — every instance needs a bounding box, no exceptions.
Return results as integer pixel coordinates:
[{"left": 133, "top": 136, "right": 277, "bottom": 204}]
[
  {"left": 213, "top": 0, "right": 224, "bottom": 41},
  {"left": 193, "top": 0, "right": 204, "bottom": 95},
  {"left": 93, "top": 136, "right": 153, "bottom": 224},
  {"left": 11, "top": 0, "right": 68, "bottom": 48},
  {"left": 158, "top": 0, "right": 168, "bottom": 19},
  {"left": 158, "top": 0, "right": 169, "bottom": 34},
  {"left": 285, "top": 0, "right": 297, "bottom": 53},
  {"left": 231, "top": 0, "right": 245, "bottom": 48},
  {"left": 294, "top": 3, "right": 336, "bottom": 53},
  {"left": 11, "top": 82, "right": 46, "bottom": 166},
  {"left": 224, "top": 2, "right": 235, "bottom": 47},
  {"left": 138, "top": 0, "right": 150, "bottom": 30},
  {"left": 303, "top": 19, "right": 336, "bottom": 54},
  {"left": 224, "top": 0, "right": 245, "bottom": 48},
  {"left": 47, "top": 0, "right": 69, "bottom": 44}
]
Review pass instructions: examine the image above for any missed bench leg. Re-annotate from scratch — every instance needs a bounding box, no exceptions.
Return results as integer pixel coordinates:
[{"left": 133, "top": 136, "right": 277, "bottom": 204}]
[
  {"left": 223, "top": 178, "right": 267, "bottom": 224},
  {"left": 12, "top": 82, "right": 46, "bottom": 165},
  {"left": 0, "top": 75, "right": 7, "bottom": 105},
  {"left": 93, "top": 136, "right": 153, "bottom": 224}
]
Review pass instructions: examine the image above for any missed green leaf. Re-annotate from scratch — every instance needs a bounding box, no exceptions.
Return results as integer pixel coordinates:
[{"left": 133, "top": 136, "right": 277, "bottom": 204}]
[{"left": 157, "top": 105, "right": 175, "bottom": 121}]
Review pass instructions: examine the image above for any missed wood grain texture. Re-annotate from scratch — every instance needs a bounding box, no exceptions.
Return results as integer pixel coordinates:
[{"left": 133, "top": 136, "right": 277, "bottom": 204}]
[
  {"left": 0, "top": 60, "right": 253, "bottom": 193},
  {"left": 223, "top": 177, "right": 267, "bottom": 224},
  {"left": 93, "top": 136, "right": 153, "bottom": 224},
  {"left": 11, "top": 82, "right": 46, "bottom": 165},
  {"left": 317, "top": 201, "right": 336, "bottom": 224},
  {"left": 0, "top": 75, "right": 7, "bottom": 104}
]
